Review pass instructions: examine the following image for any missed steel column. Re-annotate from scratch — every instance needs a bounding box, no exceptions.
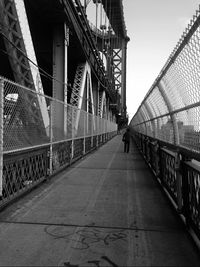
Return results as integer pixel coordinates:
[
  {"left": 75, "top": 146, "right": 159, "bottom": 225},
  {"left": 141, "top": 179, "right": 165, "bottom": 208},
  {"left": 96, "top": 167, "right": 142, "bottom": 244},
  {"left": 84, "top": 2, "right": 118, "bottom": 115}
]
[
  {"left": 121, "top": 38, "right": 128, "bottom": 117},
  {"left": 0, "top": 79, "right": 4, "bottom": 196},
  {"left": 49, "top": 102, "right": 53, "bottom": 176},
  {"left": 52, "top": 23, "right": 66, "bottom": 135},
  {"left": 64, "top": 24, "right": 69, "bottom": 135}
]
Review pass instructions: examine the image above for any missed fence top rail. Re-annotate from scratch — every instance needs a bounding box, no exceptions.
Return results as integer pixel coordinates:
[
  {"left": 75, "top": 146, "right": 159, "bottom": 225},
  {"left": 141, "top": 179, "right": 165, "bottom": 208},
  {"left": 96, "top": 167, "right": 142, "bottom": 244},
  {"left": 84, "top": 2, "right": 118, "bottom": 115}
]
[
  {"left": 183, "top": 160, "right": 200, "bottom": 173},
  {"left": 160, "top": 147, "right": 177, "bottom": 157}
]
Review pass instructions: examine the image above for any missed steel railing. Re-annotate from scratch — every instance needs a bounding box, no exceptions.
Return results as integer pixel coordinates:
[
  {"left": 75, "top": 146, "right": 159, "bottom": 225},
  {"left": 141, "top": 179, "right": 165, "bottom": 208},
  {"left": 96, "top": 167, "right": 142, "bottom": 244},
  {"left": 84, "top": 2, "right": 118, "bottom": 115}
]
[{"left": 133, "top": 133, "right": 200, "bottom": 242}]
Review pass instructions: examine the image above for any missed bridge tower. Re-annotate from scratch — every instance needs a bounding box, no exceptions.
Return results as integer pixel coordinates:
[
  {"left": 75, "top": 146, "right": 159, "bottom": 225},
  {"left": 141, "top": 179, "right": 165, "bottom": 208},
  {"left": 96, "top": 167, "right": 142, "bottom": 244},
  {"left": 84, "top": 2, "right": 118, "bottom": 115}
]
[{"left": 90, "top": 0, "right": 130, "bottom": 128}]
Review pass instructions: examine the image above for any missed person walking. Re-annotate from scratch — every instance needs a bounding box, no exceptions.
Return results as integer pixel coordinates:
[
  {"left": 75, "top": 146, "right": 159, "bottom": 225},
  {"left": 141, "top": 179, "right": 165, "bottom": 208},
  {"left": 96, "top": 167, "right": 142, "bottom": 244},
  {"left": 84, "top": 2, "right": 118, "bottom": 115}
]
[{"left": 122, "top": 128, "right": 131, "bottom": 153}]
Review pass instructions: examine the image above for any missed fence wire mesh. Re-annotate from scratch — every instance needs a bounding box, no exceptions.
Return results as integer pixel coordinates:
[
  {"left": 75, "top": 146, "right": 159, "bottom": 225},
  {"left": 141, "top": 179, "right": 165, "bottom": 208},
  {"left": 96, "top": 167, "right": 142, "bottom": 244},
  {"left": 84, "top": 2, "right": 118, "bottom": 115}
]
[
  {"left": 2, "top": 77, "right": 117, "bottom": 153},
  {"left": 130, "top": 6, "right": 200, "bottom": 152},
  {"left": 0, "top": 76, "right": 117, "bottom": 204},
  {"left": 4, "top": 80, "right": 50, "bottom": 151}
]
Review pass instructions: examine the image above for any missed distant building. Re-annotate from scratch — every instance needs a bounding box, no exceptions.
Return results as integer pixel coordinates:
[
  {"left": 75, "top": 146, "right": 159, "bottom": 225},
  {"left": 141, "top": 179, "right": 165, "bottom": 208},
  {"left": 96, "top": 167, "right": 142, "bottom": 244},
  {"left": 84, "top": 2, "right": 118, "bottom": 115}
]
[
  {"left": 159, "top": 119, "right": 195, "bottom": 145},
  {"left": 183, "top": 130, "right": 200, "bottom": 150},
  {"left": 160, "top": 119, "right": 174, "bottom": 143}
]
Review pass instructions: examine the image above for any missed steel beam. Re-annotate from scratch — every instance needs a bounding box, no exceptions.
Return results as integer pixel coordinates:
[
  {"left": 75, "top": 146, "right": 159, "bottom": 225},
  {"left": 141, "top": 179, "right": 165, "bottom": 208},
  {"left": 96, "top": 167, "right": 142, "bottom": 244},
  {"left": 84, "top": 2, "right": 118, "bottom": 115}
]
[
  {"left": 0, "top": 79, "right": 3, "bottom": 196},
  {"left": 121, "top": 38, "right": 128, "bottom": 117},
  {"left": 52, "top": 24, "right": 66, "bottom": 136}
]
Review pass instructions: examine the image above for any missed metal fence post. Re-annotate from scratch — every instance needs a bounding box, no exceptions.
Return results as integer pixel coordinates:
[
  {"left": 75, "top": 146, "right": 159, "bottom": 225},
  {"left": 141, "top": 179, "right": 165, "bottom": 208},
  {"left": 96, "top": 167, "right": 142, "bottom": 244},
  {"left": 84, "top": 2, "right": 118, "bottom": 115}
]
[
  {"left": 158, "top": 146, "right": 164, "bottom": 183},
  {"left": 106, "top": 119, "right": 108, "bottom": 141},
  {"left": 175, "top": 152, "right": 182, "bottom": 212},
  {"left": 96, "top": 116, "right": 99, "bottom": 148},
  {"left": 83, "top": 111, "right": 86, "bottom": 154},
  {"left": 49, "top": 101, "right": 53, "bottom": 175},
  {"left": 154, "top": 141, "right": 160, "bottom": 177},
  {"left": 71, "top": 108, "right": 74, "bottom": 159},
  {"left": 91, "top": 114, "right": 93, "bottom": 149},
  {"left": 181, "top": 157, "right": 190, "bottom": 227},
  {"left": 0, "top": 79, "right": 4, "bottom": 197}
]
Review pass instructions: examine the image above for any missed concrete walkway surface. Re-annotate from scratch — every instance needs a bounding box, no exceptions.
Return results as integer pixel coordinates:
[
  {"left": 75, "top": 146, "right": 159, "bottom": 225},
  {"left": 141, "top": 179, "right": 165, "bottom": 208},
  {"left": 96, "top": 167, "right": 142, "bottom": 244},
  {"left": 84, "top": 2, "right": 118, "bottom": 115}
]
[{"left": 0, "top": 135, "right": 200, "bottom": 266}]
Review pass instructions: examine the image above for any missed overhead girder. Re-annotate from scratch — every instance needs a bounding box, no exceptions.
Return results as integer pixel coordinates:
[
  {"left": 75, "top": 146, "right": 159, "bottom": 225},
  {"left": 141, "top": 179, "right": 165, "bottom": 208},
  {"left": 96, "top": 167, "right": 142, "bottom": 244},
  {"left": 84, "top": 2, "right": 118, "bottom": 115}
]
[
  {"left": 100, "top": 0, "right": 127, "bottom": 39},
  {"left": 24, "top": 0, "right": 117, "bottom": 102},
  {"left": 88, "top": 23, "right": 123, "bottom": 50},
  {"left": 59, "top": 0, "right": 116, "bottom": 102}
]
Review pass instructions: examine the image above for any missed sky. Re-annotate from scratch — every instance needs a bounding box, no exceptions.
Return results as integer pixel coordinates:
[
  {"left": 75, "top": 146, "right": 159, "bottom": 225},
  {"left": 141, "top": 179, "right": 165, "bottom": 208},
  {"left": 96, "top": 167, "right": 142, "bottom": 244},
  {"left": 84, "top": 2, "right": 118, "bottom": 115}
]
[{"left": 123, "top": 0, "right": 200, "bottom": 120}]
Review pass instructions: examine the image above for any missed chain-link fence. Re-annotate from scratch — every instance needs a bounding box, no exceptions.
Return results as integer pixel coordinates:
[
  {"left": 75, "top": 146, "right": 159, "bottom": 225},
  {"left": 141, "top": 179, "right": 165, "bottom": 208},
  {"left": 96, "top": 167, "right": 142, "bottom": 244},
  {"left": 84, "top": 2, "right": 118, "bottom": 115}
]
[
  {"left": 0, "top": 76, "right": 117, "bottom": 208},
  {"left": 130, "top": 7, "right": 200, "bottom": 152},
  {"left": 130, "top": 7, "right": 200, "bottom": 245}
]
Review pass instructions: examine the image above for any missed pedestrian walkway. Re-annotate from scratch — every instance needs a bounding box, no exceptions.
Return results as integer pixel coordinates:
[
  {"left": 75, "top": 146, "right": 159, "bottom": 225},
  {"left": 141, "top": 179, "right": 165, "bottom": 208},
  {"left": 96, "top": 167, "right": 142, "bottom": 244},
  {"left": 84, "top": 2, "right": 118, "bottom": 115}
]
[{"left": 0, "top": 135, "right": 199, "bottom": 266}]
